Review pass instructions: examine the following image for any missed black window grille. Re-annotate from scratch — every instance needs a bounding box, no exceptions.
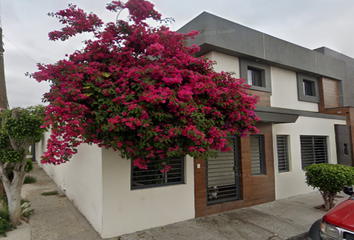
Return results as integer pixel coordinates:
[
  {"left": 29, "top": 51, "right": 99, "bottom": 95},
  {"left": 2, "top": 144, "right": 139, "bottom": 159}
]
[
  {"left": 247, "top": 67, "right": 264, "bottom": 87},
  {"left": 250, "top": 135, "right": 265, "bottom": 175},
  {"left": 131, "top": 157, "right": 184, "bottom": 189},
  {"left": 206, "top": 136, "right": 240, "bottom": 205},
  {"left": 300, "top": 136, "right": 328, "bottom": 169},
  {"left": 277, "top": 135, "right": 290, "bottom": 172}
]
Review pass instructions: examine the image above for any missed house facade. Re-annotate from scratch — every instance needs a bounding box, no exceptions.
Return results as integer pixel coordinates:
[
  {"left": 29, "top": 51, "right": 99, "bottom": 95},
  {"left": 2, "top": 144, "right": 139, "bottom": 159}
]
[
  {"left": 36, "top": 12, "right": 351, "bottom": 238},
  {"left": 179, "top": 12, "right": 348, "bottom": 215}
]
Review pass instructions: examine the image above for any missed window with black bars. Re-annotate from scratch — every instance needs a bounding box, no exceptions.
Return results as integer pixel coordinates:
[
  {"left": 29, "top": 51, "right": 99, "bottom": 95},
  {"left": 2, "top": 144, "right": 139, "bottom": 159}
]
[
  {"left": 131, "top": 157, "right": 184, "bottom": 189},
  {"left": 277, "top": 135, "right": 290, "bottom": 172},
  {"left": 250, "top": 135, "right": 265, "bottom": 175},
  {"left": 247, "top": 67, "right": 264, "bottom": 87},
  {"left": 300, "top": 136, "right": 328, "bottom": 169}
]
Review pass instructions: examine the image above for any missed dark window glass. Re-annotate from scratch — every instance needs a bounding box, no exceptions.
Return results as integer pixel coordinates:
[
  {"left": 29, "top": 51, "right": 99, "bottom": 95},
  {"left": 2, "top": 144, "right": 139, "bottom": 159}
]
[
  {"left": 303, "top": 80, "right": 316, "bottom": 96},
  {"left": 248, "top": 67, "right": 264, "bottom": 87}
]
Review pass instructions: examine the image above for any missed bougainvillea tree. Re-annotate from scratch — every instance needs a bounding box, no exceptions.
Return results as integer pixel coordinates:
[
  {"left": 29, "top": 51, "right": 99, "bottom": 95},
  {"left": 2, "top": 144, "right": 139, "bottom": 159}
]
[
  {"left": 0, "top": 106, "right": 45, "bottom": 225},
  {"left": 33, "top": 0, "right": 259, "bottom": 171}
]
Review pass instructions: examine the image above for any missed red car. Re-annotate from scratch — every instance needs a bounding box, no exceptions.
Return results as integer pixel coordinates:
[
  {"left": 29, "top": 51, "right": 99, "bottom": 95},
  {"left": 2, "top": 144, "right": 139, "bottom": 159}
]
[{"left": 308, "top": 186, "right": 354, "bottom": 240}]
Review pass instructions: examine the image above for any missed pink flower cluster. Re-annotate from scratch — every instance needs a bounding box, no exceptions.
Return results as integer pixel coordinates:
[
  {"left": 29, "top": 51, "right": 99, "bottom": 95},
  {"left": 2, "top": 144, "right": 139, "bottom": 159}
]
[{"left": 33, "top": 0, "right": 259, "bottom": 169}]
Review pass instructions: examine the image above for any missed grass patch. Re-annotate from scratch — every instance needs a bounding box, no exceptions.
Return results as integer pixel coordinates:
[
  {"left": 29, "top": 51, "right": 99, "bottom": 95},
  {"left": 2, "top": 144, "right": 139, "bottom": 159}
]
[
  {"left": 23, "top": 175, "right": 37, "bottom": 184},
  {"left": 21, "top": 198, "right": 34, "bottom": 219},
  {"left": 21, "top": 199, "right": 29, "bottom": 205},
  {"left": 0, "top": 202, "right": 14, "bottom": 237},
  {"left": 41, "top": 190, "right": 58, "bottom": 196}
]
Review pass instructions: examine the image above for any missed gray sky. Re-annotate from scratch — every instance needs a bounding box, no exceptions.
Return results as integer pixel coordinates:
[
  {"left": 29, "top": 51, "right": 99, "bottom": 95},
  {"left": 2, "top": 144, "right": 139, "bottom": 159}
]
[{"left": 2, "top": 0, "right": 354, "bottom": 108}]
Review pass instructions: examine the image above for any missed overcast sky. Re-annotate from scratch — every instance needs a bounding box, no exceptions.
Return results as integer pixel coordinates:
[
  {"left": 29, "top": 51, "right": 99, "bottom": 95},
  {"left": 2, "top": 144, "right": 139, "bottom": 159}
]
[{"left": 2, "top": 0, "right": 354, "bottom": 108}]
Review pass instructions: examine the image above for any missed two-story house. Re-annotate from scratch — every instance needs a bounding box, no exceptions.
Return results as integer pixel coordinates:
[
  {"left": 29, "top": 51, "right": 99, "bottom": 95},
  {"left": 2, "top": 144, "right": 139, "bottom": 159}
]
[
  {"left": 178, "top": 11, "right": 350, "bottom": 217},
  {"left": 35, "top": 12, "right": 351, "bottom": 238}
]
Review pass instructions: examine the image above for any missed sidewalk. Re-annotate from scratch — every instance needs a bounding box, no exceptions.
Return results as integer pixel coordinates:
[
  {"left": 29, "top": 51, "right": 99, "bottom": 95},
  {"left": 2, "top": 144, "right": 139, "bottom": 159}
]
[
  {"left": 5, "top": 163, "right": 348, "bottom": 239},
  {"left": 118, "top": 192, "right": 346, "bottom": 240},
  {"left": 7, "top": 162, "right": 101, "bottom": 240}
]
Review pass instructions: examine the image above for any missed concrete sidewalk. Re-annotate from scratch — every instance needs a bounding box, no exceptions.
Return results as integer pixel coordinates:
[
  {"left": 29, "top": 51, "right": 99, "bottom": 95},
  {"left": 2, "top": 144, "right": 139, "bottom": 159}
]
[
  {"left": 118, "top": 192, "right": 346, "bottom": 240},
  {"left": 5, "top": 163, "right": 348, "bottom": 239}
]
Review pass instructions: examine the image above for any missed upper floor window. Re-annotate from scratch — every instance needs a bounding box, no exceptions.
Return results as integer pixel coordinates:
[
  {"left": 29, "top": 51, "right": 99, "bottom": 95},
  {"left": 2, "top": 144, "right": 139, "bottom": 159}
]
[
  {"left": 131, "top": 157, "right": 184, "bottom": 189},
  {"left": 247, "top": 67, "right": 264, "bottom": 87},
  {"left": 297, "top": 73, "right": 319, "bottom": 103},
  {"left": 240, "top": 59, "right": 271, "bottom": 92},
  {"left": 303, "top": 79, "right": 316, "bottom": 96}
]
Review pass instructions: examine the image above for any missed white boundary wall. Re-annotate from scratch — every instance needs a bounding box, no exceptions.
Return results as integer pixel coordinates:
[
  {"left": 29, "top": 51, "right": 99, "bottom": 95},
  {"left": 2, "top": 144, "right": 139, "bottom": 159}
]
[
  {"left": 35, "top": 131, "right": 103, "bottom": 234},
  {"left": 273, "top": 116, "right": 346, "bottom": 199},
  {"left": 101, "top": 148, "right": 195, "bottom": 238}
]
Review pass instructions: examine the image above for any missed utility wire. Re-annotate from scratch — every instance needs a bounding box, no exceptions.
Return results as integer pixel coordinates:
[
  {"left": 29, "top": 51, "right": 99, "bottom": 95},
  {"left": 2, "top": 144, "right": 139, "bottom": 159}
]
[{"left": 3, "top": 34, "right": 37, "bottom": 64}]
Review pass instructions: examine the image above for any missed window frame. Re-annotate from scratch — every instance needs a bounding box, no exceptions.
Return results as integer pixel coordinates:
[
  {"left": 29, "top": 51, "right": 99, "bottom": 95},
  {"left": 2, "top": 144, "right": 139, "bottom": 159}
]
[
  {"left": 297, "top": 73, "right": 319, "bottom": 103},
  {"left": 303, "top": 79, "right": 316, "bottom": 96},
  {"left": 240, "top": 59, "right": 271, "bottom": 92},
  {"left": 250, "top": 134, "right": 266, "bottom": 175},
  {"left": 276, "top": 135, "right": 290, "bottom": 173},
  {"left": 300, "top": 135, "right": 328, "bottom": 169},
  {"left": 131, "top": 157, "right": 185, "bottom": 190},
  {"left": 247, "top": 67, "right": 264, "bottom": 87}
]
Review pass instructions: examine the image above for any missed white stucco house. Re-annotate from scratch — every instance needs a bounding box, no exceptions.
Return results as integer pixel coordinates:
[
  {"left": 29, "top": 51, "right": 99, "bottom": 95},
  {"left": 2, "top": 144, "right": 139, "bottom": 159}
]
[{"left": 35, "top": 12, "right": 354, "bottom": 238}]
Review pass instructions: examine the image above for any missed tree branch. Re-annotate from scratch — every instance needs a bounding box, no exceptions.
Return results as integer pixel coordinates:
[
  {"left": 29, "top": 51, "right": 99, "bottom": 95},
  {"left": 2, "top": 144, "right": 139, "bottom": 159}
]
[
  {"left": 8, "top": 135, "right": 20, "bottom": 152},
  {"left": 0, "top": 162, "right": 10, "bottom": 185}
]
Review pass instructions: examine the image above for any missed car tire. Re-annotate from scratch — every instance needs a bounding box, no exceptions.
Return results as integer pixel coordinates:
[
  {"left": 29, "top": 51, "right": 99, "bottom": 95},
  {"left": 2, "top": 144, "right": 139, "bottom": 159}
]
[{"left": 308, "top": 219, "right": 322, "bottom": 240}]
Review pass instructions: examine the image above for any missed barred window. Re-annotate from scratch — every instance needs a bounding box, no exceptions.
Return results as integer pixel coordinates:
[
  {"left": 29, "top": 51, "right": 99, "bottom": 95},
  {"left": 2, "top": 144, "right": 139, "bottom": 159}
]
[
  {"left": 131, "top": 157, "right": 184, "bottom": 189},
  {"left": 250, "top": 135, "right": 265, "bottom": 175},
  {"left": 277, "top": 135, "right": 290, "bottom": 172},
  {"left": 300, "top": 136, "right": 328, "bottom": 169}
]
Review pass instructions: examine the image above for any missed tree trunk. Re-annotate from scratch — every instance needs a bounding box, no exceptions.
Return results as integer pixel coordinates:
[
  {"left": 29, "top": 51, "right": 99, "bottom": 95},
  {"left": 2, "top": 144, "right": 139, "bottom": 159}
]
[
  {"left": 1, "top": 160, "right": 27, "bottom": 226},
  {"left": 320, "top": 191, "right": 336, "bottom": 211},
  {"left": 0, "top": 27, "right": 9, "bottom": 110},
  {"left": 5, "top": 180, "right": 23, "bottom": 225}
]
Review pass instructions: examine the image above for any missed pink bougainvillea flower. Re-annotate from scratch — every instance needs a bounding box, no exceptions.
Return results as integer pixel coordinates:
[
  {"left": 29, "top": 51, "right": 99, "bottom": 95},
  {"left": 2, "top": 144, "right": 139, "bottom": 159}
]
[{"left": 33, "top": 0, "right": 259, "bottom": 169}]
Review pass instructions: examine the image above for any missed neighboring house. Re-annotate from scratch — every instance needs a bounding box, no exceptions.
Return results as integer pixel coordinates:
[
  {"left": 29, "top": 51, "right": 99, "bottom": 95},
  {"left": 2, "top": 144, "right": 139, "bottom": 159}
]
[{"left": 36, "top": 12, "right": 352, "bottom": 238}]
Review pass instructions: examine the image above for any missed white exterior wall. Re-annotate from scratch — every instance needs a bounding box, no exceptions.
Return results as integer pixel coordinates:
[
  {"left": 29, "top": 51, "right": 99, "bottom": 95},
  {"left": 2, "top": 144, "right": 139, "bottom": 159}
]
[
  {"left": 35, "top": 131, "right": 103, "bottom": 234},
  {"left": 273, "top": 116, "right": 346, "bottom": 199},
  {"left": 204, "top": 51, "right": 240, "bottom": 77},
  {"left": 101, "top": 148, "right": 195, "bottom": 238},
  {"left": 270, "top": 66, "right": 318, "bottom": 112}
]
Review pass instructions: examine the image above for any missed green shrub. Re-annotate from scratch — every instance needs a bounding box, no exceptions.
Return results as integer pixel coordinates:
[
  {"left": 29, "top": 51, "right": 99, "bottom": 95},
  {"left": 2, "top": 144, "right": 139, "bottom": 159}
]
[
  {"left": 20, "top": 199, "right": 29, "bottom": 205},
  {"left": 0, "top": 206, "right": 13, "bottom": 237},
  {"left": 0, "top": 218, "right": 13, "bottom": 237},
  {"left": 21, "top": 199, "right": 34, "bottom": 218},
  {"left": 41, "top": 190, "right": 58, "bottom": 196},
  {"left": 25, "top": 159, "right": 33, "bottom": 173},
  {"left": 305, "top": 163, "right": 354, "bottom": 210},
  {"left": 0, "top": 209, "right": 9, "bottom": 221},
  {"left": 23, "top": 175, "right": 37, "bottom": 184}
]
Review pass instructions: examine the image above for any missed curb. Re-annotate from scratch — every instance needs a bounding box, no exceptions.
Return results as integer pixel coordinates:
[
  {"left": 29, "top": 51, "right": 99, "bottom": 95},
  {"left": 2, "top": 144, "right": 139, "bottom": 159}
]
[{"left": 287, "top": 232, "right": 308, "bottom": 240}]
